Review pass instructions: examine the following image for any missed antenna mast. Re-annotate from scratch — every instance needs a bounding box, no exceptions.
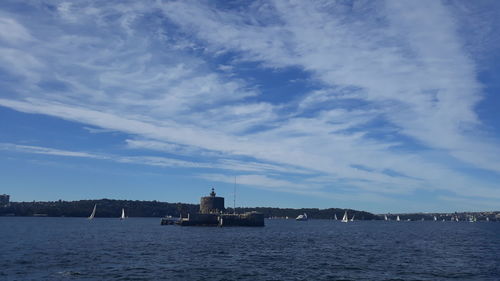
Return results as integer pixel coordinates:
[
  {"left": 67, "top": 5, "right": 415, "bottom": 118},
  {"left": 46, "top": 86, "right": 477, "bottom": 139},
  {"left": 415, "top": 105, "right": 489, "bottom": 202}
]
[{"left": 233, "top": 176, "right": 236, "bottom": 214}]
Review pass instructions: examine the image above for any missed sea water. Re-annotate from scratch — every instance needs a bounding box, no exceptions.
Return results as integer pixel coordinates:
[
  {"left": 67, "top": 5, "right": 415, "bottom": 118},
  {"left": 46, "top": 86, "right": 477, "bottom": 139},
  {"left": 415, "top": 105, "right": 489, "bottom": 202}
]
[{"left": 1, "top": 217, "right": 499, "bottom": 280}]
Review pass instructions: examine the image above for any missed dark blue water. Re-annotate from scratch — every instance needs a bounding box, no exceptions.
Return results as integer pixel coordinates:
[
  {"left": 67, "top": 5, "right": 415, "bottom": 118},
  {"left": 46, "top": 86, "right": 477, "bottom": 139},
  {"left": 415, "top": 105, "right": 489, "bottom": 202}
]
[{"left": 1, "top": 218, "right": 499, "bottom": 280}]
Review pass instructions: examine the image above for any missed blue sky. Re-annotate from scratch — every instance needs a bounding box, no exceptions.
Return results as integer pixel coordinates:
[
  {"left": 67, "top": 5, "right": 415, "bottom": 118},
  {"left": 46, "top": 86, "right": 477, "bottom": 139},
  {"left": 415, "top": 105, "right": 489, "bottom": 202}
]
[{"left": 1, "top": 0, "right": 500, "bottom": 213}]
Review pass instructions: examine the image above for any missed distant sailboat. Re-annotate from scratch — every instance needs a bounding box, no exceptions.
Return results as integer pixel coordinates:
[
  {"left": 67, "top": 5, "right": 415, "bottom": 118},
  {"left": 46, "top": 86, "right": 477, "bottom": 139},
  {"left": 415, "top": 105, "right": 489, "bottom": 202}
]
[
  {"left": 296, "top": 213, "right": 308, "bottom": 221},
  {"left": 434, "top": 216, "right": 437, "bottom": 221},
  {"left": 88, "top": 204, "right": 96, "bottom": 220},
  {"left": 384, "top": 214, "right": 388, "bottom": 221},
  {"left": 120, "top": 208, "right": 126, "bottom": 220},
  {"left": 396, "top": 215, "right": 400, "bottom": 222},
  {"left": 486, "top": 217, "right": 490, "bottom": 222},
  {"left": 341, "top": 211, "right": 349, "bottom": 223},
  {"left": 350, "top": 214, "right": 355, "bottom": 222},
  {"left": 334, "top": 214, "right": 338, "bottom": 220}
]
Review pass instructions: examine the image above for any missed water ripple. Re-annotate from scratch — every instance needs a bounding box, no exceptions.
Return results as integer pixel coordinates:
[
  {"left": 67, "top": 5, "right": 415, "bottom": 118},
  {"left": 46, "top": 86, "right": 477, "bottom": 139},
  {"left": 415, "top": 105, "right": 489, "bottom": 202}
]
[{"left": 1, "top": 218, "right": 499, "bottom": 280}]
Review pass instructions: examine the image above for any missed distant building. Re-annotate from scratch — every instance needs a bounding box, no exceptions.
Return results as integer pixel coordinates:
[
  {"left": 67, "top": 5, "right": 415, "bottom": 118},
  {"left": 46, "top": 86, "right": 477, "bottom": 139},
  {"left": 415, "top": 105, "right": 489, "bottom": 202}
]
[
  {"left": 0, "top": 194, "right": 9, "bottom": 207},
  {"left": 162, "top": 188, "right": 264, "bottom": 227},
  {"left": 200, "top": 188, "right": 225, "bottom": 214}
]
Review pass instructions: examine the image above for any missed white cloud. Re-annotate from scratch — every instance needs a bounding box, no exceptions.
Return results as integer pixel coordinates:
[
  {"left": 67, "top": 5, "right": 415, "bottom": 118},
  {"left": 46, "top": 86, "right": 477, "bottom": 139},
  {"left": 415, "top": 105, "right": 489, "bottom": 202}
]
[
  {"left": 1, "top": 1, "right": 499, "bottom": 209},
  {"left": 197, "top": 173, "right": 310, "bottom": 191},
  {"left": 0, "top": 17, "right": 32, "bottom": 44},
  {"left": 0, "top": 142, "right": 311, "bottom": 176},
  {"left": 159, "top": 0, "right": 500, "bottom": 172},
  {"left": 0, "top": 143, "right": 104, "bottom": 159}
]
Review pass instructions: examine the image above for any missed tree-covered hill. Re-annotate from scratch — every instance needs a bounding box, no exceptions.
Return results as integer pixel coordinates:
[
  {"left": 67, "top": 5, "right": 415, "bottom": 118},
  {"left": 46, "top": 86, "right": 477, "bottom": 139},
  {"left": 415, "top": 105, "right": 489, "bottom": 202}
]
[{"left": 0, "top": 199, "right": 378, "bottom": 219}]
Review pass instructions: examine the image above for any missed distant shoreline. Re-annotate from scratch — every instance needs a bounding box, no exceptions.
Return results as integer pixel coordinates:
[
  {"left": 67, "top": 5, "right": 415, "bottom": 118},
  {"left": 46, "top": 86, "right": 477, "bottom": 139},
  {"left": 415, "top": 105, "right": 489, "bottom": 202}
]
[
  {"left": 1, "top": 198, "right": 377, "bottom": 220},
  {"left": 1, "top": 199, "right": 498, "bottom": 221}
]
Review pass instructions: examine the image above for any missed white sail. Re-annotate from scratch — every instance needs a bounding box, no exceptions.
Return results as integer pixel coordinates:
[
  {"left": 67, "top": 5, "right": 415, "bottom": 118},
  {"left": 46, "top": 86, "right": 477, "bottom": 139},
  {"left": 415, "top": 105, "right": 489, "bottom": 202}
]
[
  {"left": 396, "top": 215, "right": 400, "bottom": 222},
  {"left": 334, "top": 214, "right": 338, "bottom": 220},
  {"left": 486, "top": 217, "right": 490, "bottom": 222},
  {"left": 434, "top": 216, "right": 437, "bottom": 221},
  {"left": 350, "top": 214, "right": 355, "bottom": 222},
  {"left": 120, "top": 208, "right": 125, "bottom": 220},
  {"left": 296, "top": 213, "right": 308, "bottom": 221},
  {"left": 88, "top": 204, "right": 96, "bottom": 220},
  {"left": 384, "top": 214, "right": 388, "bottom": 221},
  {"left": 341, "top": 211, "right": 348, "bottom": 223}
]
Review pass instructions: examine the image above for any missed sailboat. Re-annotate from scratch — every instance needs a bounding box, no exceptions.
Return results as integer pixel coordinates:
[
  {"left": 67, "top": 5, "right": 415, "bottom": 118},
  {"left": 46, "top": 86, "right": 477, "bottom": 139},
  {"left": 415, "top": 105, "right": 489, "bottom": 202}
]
[
  {"left": 120, "top": 208, "right": 126, "bottom": 220},
  {"left": 341, "top": 211, "right": 349, "bottom": 223},
  {"left": 334, "top": 214, "right": 338, "bottom": 220},
  {"left": 396, "top": 215, "right": 400, "bottom": 222},
  {"left": 434, "top": 216, "right": 437, "bottom": 221},
  {"left": 486, "top": 217, "right": 490, "bottom": 222},
  {"left": 88, "top": 204, "right": 96, "bottom": 220},
  {"left": 296, "top": 213, "right": 308, "bottom": 221},
  {"left": 384, "top": 214, "right": 388, "bottom": 221},
  {"left": 350, "top": 214, "right": 355, "bottom": 222}
]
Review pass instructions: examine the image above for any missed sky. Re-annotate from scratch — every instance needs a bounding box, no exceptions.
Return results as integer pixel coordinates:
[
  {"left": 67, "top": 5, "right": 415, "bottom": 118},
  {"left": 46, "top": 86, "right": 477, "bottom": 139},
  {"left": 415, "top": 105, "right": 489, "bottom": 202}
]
[{"left": 1, "top": 0, "right": 500, "bottom": 213}]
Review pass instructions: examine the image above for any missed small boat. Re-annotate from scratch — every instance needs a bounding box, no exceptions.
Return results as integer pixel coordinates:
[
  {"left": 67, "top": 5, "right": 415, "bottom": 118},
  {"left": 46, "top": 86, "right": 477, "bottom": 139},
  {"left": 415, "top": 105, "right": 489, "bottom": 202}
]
[
  {"left": 160, "top": 215, "right": 181, "bottom": 225},
  {"left": 120, "top": 208, "right": 126, "bottom": 220},
  {"left": 334, "top": 214, "right": 338, "bottom": 220},
  {"left": 350, "top": 214, "right": 355, "bottom": 222},
  {"left": 486, "top": 217, "right": 490, "bottom": 222},
  {"left": 384, "top": 214, "right": 388, "bottom": 221},
  {"left": 88, "top": 204, "right": 96, "bottom": 220},
  {"left": 396, "top": 215, "right": 400, "bottom": 222},
  {"left": 296, "top": 213, "right": 308, "bottom": 221},
  {"left": 434, "top": 216, "right": 437, "bottom": 221},
  {"left": 341, "top": 211, "right": 348, "bottom": 223}
]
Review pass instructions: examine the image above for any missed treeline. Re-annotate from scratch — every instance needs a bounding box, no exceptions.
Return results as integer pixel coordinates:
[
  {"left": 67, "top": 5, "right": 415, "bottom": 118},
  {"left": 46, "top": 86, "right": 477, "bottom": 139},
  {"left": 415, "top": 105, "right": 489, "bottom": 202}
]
[
  {"left": 387, "top": 212, "right": 499, "bottom": 222},
  {"left": 0, "top": 199, "right": 198, "bottom": 218},
  {"left": 230, "top": 207, "right": 378, "bottom": 220},
  {"left": 0, "top": 199, "right": 378, "bottom": 219}
]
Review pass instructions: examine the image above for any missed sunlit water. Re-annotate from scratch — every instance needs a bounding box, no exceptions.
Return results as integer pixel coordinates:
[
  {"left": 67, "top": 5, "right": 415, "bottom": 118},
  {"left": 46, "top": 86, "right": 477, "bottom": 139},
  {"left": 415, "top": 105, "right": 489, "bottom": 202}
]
[{"left": 1, "top": 217, "right": 499, "bottom": 280}]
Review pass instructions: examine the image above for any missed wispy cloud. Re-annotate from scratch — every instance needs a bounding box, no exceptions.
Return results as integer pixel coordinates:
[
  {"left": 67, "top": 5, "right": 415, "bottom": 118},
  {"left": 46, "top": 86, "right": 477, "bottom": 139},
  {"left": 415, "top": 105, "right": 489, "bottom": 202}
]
[
  {"left": 197, "top": 173, "right": 313, "bottom": 191},
  {"left": 161, "top": 0, "right": 497, "bottom": 170},
  {"left": 0, "top": 142, "right": 310, "bottom": 178},
  {"left": 1, "top": 1, "right": 499, "bottom": 210},
  {"left": 0, "top": 143, "right": 103, "bottom": 159}
]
